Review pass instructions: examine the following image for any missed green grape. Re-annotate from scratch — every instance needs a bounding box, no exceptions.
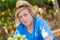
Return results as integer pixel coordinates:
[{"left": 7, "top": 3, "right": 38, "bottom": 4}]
[
  {"left": 17, "top": 34, "right": 21, "bottom": 39},
  {"left": 7, "top": 34, "right": 27, "bottom": 40},
  {"left": 20, "top": 37, "right": 23, "bottom": 40},
  {"left": 13, "top": 37, "right": 18, "bottom": 40},
  {"left": 7, "top": 37, "right": 13, "bottom": 40}
]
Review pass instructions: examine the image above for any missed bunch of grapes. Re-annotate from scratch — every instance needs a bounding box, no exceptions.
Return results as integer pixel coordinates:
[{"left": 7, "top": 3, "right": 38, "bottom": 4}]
[{"left": 7, "top": 34, "right": 27, "bottom": 40}]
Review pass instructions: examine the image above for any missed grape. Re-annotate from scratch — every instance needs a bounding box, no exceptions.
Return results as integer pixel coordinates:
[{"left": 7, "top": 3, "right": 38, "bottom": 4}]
[
  {"left": 13, "top": 36, "right": 18, "bottom": 40},
  {"left": 7, "top": 37, "right": 13, "bottom": 40},
  {"left": 17, "top": 34, "right": 21, "bottom": 39},
  {"left": 7, "top": 34, "right": 27, "bottom": 40}
]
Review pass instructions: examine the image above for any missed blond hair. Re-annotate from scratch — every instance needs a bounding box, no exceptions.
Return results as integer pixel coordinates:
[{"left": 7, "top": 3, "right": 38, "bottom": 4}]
[{"left": 13, "top": 1, "right": 37, "bottom": 22}]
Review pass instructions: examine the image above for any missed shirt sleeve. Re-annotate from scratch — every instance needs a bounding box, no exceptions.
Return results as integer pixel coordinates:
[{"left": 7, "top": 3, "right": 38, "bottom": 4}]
[{"left": 38, "top": 18, "right": 54, "bottom": 39}]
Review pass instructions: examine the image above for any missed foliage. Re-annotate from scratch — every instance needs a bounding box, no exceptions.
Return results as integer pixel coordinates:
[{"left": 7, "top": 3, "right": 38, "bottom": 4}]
[
  {"left": 0, "top": 0, "right": 17, "bottom": 11},
  {"left": 0, "top": 0, "right": 17, "bottom": 29},
  {"left": 26, "top": 0, "right": 52, "bottom": 6},
  {"left": 48, "top": 9, "right": 54, "bottom": 14}
]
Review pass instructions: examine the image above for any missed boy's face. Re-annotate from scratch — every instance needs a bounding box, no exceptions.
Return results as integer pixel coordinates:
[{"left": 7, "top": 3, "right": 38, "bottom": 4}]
[{"left": 18, "top": 8, "right": 33, "bottom": 26}]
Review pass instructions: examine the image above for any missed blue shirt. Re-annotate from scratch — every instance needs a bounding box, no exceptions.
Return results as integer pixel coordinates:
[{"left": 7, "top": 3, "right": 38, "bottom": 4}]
[{"left": 14, "top": 17, "right": 56, "bottom": 40}]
